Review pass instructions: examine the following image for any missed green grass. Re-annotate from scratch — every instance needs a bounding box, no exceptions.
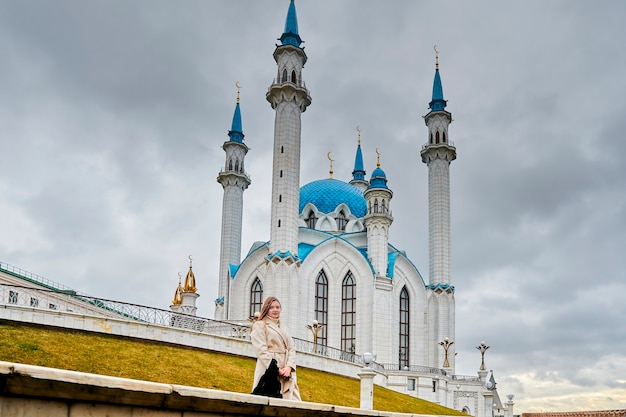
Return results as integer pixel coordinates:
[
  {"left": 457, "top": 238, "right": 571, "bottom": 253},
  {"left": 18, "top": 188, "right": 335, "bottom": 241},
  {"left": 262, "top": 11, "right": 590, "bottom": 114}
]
[{"left": 0, "top": 320, "right": 466, "bottom": 415}]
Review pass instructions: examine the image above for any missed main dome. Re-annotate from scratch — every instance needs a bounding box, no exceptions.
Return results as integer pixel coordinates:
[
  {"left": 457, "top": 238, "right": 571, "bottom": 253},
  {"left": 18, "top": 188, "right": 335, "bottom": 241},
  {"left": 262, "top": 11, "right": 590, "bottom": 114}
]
[{"left": 299, "top": 179, "right": 367, "bottom": 217}]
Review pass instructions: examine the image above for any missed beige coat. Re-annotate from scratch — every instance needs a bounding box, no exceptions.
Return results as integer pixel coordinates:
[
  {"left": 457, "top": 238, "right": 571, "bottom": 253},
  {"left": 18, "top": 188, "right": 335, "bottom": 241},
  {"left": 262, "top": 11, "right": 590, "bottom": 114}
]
[{"left": 251, "top": 318, "right": 301, "bottom": 400}]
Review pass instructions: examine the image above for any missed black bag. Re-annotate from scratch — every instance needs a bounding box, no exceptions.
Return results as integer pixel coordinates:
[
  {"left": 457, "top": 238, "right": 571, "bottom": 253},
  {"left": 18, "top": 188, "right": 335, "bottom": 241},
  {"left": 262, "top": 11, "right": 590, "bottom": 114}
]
[{"left": 252, "top": 358, "right": 282, "bottom": 398}]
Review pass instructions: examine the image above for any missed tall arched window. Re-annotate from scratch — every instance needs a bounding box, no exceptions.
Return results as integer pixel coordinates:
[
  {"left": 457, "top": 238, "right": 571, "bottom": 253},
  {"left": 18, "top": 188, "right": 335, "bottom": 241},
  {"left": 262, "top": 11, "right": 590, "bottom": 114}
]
[
  {"left": 399, "top": 286, "right": 410, "bottom": 369},
  {"left": 341, "top": 272, "right": 356, "bottom": 353},
  {"left": 250, "top": 278, "right": 263, "bottom": 318},
  {"left": 228, "top": 159, "right": 233, "bottom": 171},
  {"left": 281, "top": 69, "right": 288, "bottom": 82},
  {"left": 234, "top": 160, "right": 239, "bottom": 172},
  {"left": 291, "top": 70, "right": 297, "bottom": 83},
  {"left": 436, "top": 131, "right": 440, "bottom": 144},
  {"left": 315, "top": 270, "right": 328, "bottom": 346},
  {"left": 443, "top": 131, "right": 447, "bottom": 143},
  {"left": 336, "top": 210, "right": 348, "bottom": 231},
  {"left": 306, "top": 211, "right": 317, "bottom": 228},
  {"left": 374, "top": 199, "right": 379, "bottom": 213},
  {"left": 382, "top": 199, "right": 386, "bottom": 213}
]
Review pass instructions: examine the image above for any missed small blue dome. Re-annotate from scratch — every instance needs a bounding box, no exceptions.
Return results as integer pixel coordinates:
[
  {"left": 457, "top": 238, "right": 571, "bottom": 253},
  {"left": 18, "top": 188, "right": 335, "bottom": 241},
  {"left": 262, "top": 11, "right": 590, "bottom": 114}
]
[
  {"left": 369, "top": 167, "right": 389, "bottom": 189},
  {"left": 300, "top": 179, "right": 366, "bottom": 217}
]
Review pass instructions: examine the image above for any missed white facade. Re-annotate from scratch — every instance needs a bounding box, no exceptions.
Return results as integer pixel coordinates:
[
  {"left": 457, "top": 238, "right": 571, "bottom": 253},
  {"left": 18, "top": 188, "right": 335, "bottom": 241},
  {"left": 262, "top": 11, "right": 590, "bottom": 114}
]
[{"left": 218, "top": 1, "right": 457, "bottom": 372}]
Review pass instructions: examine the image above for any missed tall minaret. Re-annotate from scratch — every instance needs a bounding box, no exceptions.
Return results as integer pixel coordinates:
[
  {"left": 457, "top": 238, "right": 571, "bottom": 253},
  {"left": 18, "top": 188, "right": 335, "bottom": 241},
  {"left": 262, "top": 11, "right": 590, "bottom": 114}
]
[
  {"left": 349, "top": 126, "right": 368, "bottom": 192},
  {"left": 267, "top": 0, "right": 311, "bottom": 256},
  {"left": 215, "top": 83, "right": 251, "bottom": 319},
  {"left": 265, "top": 0, "right": 311, "bottom": 330},
  {"left": 420, "top": 47, "right": 456, "bottom": 370},
  {"left": 363, "top": 150, "right": 393, "bottom": 359}
]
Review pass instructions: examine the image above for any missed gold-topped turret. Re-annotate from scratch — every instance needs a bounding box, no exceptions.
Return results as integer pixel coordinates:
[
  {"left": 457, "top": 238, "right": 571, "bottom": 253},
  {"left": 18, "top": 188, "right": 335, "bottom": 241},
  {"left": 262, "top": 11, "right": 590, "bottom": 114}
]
[
  {"left": 183, "top": 255, "right": 197, "bottom": 293},
  {"left": 172, "top": 273, "right": 183, "bottom": 306}
]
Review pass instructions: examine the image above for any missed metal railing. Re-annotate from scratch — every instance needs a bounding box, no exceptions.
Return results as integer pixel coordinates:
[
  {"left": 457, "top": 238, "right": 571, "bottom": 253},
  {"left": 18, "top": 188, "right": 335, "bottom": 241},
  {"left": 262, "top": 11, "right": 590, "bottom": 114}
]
[
  {"left": 0, "top": 261, "right": 79, "bottom": 294},
  {"left": 380, "top": 363, "right": 447, "bottom": 375},
  {"left": 0, "top": 283, "right": 364, "bottom": 365}
]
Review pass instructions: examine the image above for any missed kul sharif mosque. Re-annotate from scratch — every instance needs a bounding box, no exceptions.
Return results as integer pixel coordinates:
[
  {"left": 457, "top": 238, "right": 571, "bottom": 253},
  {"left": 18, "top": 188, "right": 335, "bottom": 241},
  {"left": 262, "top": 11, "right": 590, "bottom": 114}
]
[{"left": 213, "top": 0, "right": 457, "bottom": 372}]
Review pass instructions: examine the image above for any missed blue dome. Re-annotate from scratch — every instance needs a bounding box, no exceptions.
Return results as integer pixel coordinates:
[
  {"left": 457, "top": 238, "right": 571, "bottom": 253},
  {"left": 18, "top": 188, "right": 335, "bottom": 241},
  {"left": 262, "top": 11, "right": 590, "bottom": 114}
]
[
  {"left": 299, "top": 179, "right": 367, "bottom": 217},
  {"left": 369, "top": 167, "right": 389, "bottom": 189}
]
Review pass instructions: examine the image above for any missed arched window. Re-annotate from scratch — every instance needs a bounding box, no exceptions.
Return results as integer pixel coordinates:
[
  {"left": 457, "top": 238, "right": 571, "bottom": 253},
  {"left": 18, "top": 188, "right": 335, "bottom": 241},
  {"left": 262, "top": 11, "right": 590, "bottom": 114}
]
[
  {"left": 336, "top": 210, "right": 348, "bottom": 231},
  {"left": 315, "top": 270, "right": 328, "bottom": 347},
  {"left": 443, "top": 132, "right": 447, "bottom": 143},
  {"left": 278, "top": 219, "right": 281, "bottom": 227},
  {"left": 281, "top": 145, "right": 284, "bottom": 153},
  {"left": 382, "top": 199, "right": 386, "bottom": 213},
  {"left": 250, "top": 278, "right": 263, "bottom": 318},
  {"left": 306, "top": 211, "right": 317, "bottom": 228},
  {"left": 228, "top": 159, "right": 233, "bottom": 171},
  {"left": 374, "top": 199, "right": 379, "bottom": 213},
  {"left": 234, "top": 160, "right": 239, "bottom": 172},
  {"left": 430, "top": 133, "right": 433, "bottom": 144},
  {"left": 341, "top": 272, "right": 356, "bottom": 353},
  {"left": 436, "top": 131, "right": 440, "bottom": 144},
  {"left": 399, "top": 286, "right": 410, "bottom": 369},
  {"left": 280, "top": 170, "right": 283, "bottom": 178},
  {"left": 281, "top": 69, "right": 288, "bottom": 82},
  {"left": 291, "top": 70, "right": 297, "bottom": 84},
  {"left": 279, "top": 195, "right": 282, "bottom": 203}
]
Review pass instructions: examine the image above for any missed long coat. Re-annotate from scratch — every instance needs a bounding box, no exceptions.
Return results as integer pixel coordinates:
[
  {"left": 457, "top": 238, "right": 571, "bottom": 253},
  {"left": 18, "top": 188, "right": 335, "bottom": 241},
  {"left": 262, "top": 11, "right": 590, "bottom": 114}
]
[{"left": 251, "top": 319, "right": 301, "bottom": 400}]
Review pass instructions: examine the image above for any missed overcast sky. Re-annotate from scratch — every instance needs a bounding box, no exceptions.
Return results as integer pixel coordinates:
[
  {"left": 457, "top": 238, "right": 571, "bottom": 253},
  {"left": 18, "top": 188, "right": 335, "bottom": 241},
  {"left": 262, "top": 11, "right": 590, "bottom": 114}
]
[{"left": 1, "top": 1, "right": 625, "bottom": 413}]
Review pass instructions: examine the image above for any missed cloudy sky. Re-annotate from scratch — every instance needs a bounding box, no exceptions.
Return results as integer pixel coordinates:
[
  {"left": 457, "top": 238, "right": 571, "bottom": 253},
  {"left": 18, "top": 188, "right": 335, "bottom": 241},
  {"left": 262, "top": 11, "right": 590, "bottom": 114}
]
[{"left": 1, "top": 1, "right": 625, "bottom": 413}]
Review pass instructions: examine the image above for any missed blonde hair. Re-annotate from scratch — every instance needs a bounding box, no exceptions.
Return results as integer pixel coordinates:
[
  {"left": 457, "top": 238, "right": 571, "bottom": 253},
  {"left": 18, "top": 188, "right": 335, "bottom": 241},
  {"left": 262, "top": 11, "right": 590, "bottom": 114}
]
[{"left": 258, "top": 296, "right": 281, "bottom": 321}]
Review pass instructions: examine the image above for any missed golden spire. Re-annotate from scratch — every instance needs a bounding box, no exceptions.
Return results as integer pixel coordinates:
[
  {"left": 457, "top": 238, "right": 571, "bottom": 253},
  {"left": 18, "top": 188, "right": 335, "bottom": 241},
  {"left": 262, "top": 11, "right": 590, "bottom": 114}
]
[
  {"left": 376, "top": 148, "right": 381, "bottom": 167},
  {"left": 235, "top": 81, "right": 241, "bottom": 104},
  {"left": 172, "top": 272, "right": 183, "bottom": 305},
  {"left": 434, "top": 45, "right": 439, "bottom": 70},
  {"left": 356, "top": 125, "right": 361, "bottom": 146},
  {"left": 327, "top": 152, "right": 334, "bottom": 179},
  {"left": 183, "top": 255, "right": 197, "bottom": 293}
]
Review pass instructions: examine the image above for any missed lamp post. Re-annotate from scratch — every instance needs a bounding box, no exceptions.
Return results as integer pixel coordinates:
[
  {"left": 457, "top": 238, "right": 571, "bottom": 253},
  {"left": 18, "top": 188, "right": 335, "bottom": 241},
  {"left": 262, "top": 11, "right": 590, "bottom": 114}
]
[
  {"left": 306, "top": 320, "right": 325, "bottom": 353},
  {"left": 476, "top": 341, "right": 490, "bottom": 371},
  {"left": 439, "top": 337, "right": 454, "bottom": 368}
]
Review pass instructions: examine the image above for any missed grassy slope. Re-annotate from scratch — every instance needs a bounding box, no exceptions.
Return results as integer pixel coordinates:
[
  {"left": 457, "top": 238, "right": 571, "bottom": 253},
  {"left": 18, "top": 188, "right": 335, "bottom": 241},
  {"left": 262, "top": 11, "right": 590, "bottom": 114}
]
[{"left": 0, "top": 321, "right": 466, "bottom": 415}]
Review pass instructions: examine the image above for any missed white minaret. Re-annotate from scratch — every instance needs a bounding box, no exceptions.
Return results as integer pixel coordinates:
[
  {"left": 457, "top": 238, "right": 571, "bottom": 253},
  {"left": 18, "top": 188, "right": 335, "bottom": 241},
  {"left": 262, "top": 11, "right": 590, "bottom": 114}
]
[
  {"left": 267, "top": 0, "right": 311, "bottom": 256},
  {"left": 363, "top": 149, "right": 394, "bottom": 359},
  {"left": 420, "top": 48, "right": 456, "bottom": 370},
  {"left": 215, "top": 84, "right": 251, "bottom": 319},
  {"left": 264, "top": 0, "right": 311, "bottom": 329},
  {"left": 364, "top": 150, "right": 394, "bottom": 278}
]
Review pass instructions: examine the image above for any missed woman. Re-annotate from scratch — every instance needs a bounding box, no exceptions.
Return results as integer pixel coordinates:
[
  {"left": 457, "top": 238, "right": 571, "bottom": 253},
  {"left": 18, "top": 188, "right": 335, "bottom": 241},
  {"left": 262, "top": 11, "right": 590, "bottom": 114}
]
[{"left": 251, "top": 296, "right": 301, "bottom": 401}]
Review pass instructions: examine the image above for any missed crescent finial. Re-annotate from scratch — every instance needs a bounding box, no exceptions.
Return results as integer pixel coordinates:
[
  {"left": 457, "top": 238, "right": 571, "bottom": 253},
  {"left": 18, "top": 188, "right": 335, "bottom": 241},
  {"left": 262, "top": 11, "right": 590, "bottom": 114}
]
[
  {"left": 376, "top": 147, "right": 381, "bottom": 167},
  {"left": 178, "top": 272, "right": 182, "bottom": 281},
  {"left": 327, "top": 152, "right": 334, "bottom": 179},
  {"left": 188, "top": 255, "right": 193, "bottom": 267},
  {"left": 235, "top": 81, "right": 241, "bottom": 103},
  {"left": 356, "top": 125, "right": 361, "bottom": 146},
  {"left": 434, "top": 45, "right": 439, "bottom": 70}
]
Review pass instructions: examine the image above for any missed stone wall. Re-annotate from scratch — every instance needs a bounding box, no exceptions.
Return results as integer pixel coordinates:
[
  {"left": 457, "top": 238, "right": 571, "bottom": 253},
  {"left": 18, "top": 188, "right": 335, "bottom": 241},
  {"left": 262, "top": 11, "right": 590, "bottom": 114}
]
[{"left": 0, "top": 361, "right": 443, "bottom": 417}]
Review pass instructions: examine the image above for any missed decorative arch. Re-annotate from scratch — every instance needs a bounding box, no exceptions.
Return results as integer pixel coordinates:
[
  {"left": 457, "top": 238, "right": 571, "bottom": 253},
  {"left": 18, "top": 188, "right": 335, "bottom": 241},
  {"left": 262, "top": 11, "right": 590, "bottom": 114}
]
[
  {"left": 335, "top": 210, "right": 348, "bottom": 231},
  {"left": 341, "top": 271, "right": 356, "bottom": 353},
  {"left": 399, "top": 286, "right": 410, "bottom": 368},
  {"left": 315, "top": 270, "right": 328, "bottom": 346},
  {"left": 306, "top": 210, "right": 317, "bottom": 228},
  {"left": 249, "top": 278, "right": 263, "bottom": 318}
]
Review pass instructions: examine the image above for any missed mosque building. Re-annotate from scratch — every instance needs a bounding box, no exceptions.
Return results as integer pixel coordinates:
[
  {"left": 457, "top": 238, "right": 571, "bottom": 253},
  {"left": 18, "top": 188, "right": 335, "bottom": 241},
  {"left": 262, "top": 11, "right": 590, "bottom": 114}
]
[{"left": 213, "top": 0, "right": 457, "bottom": 372}]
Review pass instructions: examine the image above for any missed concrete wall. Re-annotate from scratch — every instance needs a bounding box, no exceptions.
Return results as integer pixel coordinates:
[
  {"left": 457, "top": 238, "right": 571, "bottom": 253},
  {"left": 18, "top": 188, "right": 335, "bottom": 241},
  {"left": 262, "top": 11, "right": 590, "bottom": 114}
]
[{"left": 0, "top": 361, "right": 447, "bottom": 417}]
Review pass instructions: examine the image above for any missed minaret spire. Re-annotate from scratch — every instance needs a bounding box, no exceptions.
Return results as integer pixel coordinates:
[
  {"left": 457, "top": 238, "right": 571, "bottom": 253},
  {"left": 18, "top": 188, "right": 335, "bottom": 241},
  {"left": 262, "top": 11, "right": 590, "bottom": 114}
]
[
  {"left": 421, "top": 47, "right": 457, "bottom": 370},
  {"left": 350, "top": 126, "right": 368, "bottom": 191},
  {"left": 216, "top": 83, "right": 251, "bottom": 319}
]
